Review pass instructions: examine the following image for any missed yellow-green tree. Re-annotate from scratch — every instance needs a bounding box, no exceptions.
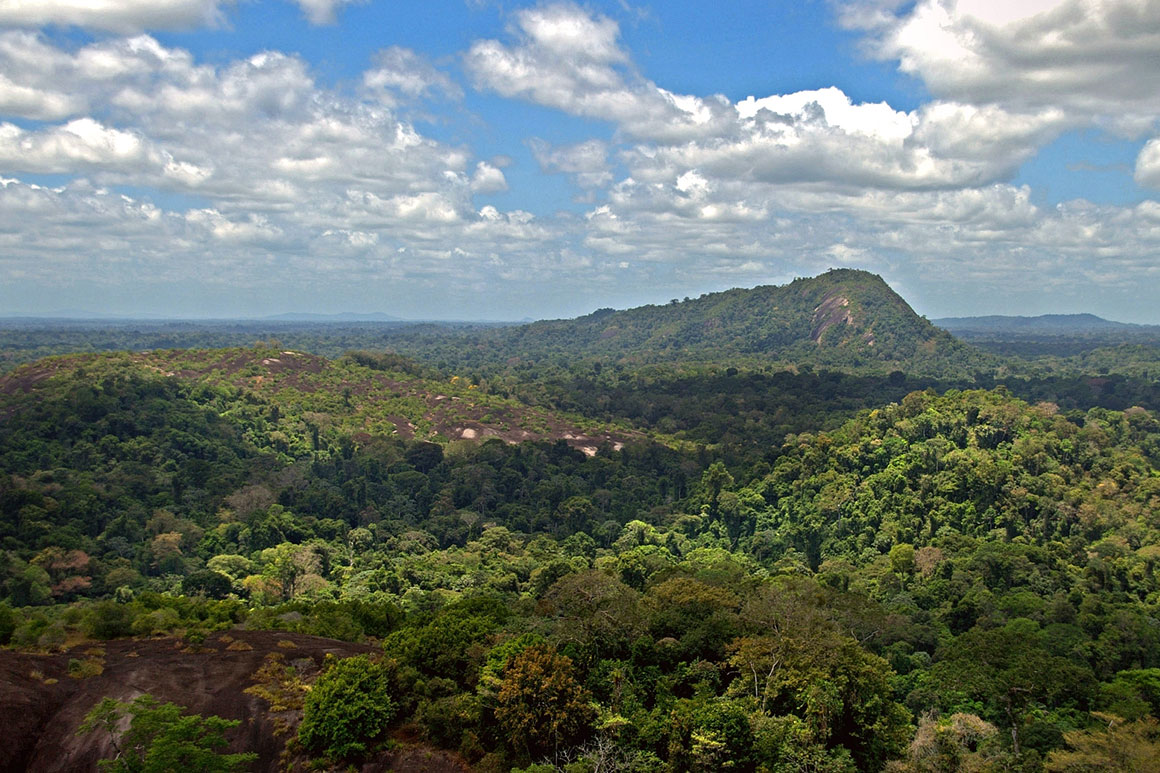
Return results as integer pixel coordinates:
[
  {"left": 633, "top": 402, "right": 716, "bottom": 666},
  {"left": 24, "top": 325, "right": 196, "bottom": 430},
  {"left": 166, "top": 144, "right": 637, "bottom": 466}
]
[
  {"left": 495, "top": 644, "right": 594, "bottom": 761},
  {"left": 1045, "top": 713, "right": 1160, "bottom": 772}
]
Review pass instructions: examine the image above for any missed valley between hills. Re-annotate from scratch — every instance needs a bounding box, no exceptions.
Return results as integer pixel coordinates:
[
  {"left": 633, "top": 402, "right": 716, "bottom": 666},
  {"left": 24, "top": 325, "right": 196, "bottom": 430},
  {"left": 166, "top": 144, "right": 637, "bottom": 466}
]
[{"left": 1, "top": 269, "right": 1159, "bottom": 772}]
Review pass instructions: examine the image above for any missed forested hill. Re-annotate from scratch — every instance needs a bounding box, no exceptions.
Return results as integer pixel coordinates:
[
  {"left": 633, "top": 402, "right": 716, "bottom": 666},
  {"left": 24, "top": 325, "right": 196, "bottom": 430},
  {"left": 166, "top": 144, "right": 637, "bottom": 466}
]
[
  {"left": 0, "top": 347, "right": 634, "bottom": 456},
  {"left": 383, "top": 269, "right": 994, "bottom": 378}
]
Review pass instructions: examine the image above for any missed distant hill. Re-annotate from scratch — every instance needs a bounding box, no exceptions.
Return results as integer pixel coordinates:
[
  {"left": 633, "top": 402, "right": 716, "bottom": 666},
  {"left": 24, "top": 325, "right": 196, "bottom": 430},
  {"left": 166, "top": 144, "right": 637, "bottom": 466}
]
[
  {"left": 0, "top": 318, "right": 500, "bottom": 375},
  {"left": 932, "top": 313, "right": 1160, "bottom": 360},
  {"left": 933, "top": 313, "right": 1152, "bottom": 335},
  {"left": 384, "top": 269, "right": 994, "bottom": 378},
  {"left": 262, "top": 311, "right": 406, "bottom": 322}
]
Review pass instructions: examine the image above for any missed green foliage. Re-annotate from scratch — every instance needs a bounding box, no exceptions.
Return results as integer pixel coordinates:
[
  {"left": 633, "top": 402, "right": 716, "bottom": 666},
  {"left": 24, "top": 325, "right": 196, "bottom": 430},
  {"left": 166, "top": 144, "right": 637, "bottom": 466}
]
[
  {"left": 82, "top": 598, "right": 135, "bottom": 640},
  {"left": 415, "top": 692, "right": 482, "bottom": 750},
  {"left": 480, "top": 632, "right": 546, "bottom": 689},
  {"left": 666, "top": 697, "right": 756, "bottom": 772},
  {"left": 0, "top": 601, "right": 14, "bottom": 644},
  {"left": 929, "top": 624, "right": 1093, "bottom": 753},
  {"left": 384, "top": 596, "right": 510, "bottom": 687},
  {"left": 1098, "top": 669, "right": 1160, "bottom": 720},
  {"left": 298, "top": 654, "right": 395, "bottom": 760},
  {"left": 78, "top": 694, "right": 256, "bottom": 772},
  {"left": 181, "top": 570, "right": 233, "bottom": 599}
]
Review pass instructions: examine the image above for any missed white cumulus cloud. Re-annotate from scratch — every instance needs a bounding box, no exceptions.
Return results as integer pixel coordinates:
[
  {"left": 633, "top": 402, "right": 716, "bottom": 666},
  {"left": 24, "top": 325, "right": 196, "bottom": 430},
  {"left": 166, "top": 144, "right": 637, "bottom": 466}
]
[
  {"left": 466, "top": 3, "right": 735, "bottom": 142},
  {"left": 469, "top": 5, "right": 1068, "bottom": 193},
  {"left": 0, "top": 118, "right": 155, "bottom": 173},
  {"left": 362, "top": 46, "right": 462, "bottom": 105},
  {"left": 470, "top": 162, "right": 508, "bottom": 193},
  {"left": 1136, "top": 137, "right": 1160, "bottom": 187},
  {"left": 0, "top": 0, "right": 230, "bottom": 33},
  {"left": 529, "top": 138, "right": 612, "bottom": 189},
  {"left": 847, "top": 0, "right": 1160, "bottom": 132}
]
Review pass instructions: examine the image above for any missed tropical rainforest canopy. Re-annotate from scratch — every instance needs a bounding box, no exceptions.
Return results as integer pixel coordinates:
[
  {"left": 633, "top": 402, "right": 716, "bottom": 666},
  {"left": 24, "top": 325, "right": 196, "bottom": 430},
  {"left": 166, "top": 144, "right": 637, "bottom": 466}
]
[{"left": 2, "top": 272, "right": 1159, "bottom": 771}]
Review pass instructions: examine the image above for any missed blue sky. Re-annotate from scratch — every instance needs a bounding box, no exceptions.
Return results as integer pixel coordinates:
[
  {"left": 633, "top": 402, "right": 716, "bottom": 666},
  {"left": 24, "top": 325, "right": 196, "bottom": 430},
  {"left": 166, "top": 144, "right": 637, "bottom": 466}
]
[{"left": 1, "top": 0, "right": 1159, "bottom": 321}]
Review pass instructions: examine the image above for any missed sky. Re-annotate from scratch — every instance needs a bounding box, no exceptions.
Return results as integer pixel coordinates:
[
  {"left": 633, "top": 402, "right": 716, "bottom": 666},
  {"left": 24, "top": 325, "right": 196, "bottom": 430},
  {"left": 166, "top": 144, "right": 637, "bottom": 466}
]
[{"left": 1, "top": 1, "right": 1159, "bottom": 322}]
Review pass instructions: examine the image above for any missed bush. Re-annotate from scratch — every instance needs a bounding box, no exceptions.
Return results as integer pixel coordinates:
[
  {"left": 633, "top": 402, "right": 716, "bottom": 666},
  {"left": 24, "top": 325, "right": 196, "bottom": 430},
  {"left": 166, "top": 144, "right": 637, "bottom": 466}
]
[
  {"left": 68, "top": 657, "right": 104, "bottom": 678},
  {"left": 182, "top": 570, "right": 233, "bottom": 599},
  {"left": 84, "top": 601, "right": 135, "bottom": 640},
  {"left": 132, "top": 607, "right": 181, "bottom": 636},
  {"left": 298, "top": 654, "right": 395, "bottom": 760},
  {"left": 0, "top": 603, "right": 14, "bottom": 645},
  {"left": 415, "top": 693, "right": 481, "bottom": 748}
]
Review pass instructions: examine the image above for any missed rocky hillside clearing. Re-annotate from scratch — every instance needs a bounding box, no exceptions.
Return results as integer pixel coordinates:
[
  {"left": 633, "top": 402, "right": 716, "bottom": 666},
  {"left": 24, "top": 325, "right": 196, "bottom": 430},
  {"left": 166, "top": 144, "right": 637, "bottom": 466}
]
[
  {"left": 0, "top": 347, "right": 637, "bottom": 456},
  {"left": 0, "top": 630, "right": 467, "bottom": 773}
]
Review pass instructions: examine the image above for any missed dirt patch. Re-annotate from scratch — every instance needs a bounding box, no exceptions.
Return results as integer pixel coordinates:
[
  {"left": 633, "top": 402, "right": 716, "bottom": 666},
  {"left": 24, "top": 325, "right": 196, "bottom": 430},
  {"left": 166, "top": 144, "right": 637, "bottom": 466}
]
[
  {"left": 0, "top": 358, "right": 75, "bottom": 397},
  {"left": 384, "top": 415, "right": 417, "bottom": 440},
  {"left": 374, "top": 745, "right": 473, "bottom": 773}
]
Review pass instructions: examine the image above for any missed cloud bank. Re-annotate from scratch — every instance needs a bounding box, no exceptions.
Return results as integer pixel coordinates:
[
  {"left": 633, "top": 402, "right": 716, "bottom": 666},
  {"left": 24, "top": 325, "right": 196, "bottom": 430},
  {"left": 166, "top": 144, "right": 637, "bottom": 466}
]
[{"left": 0, "top": 1, "right": 1157, "bottom": 319}]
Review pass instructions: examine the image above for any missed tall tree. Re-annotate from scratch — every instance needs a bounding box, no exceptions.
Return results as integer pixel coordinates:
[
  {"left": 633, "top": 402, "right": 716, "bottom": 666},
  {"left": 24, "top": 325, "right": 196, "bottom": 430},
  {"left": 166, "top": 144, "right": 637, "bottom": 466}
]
[{"left": 495, "top": 644, "right": 594, "bottom": 761}]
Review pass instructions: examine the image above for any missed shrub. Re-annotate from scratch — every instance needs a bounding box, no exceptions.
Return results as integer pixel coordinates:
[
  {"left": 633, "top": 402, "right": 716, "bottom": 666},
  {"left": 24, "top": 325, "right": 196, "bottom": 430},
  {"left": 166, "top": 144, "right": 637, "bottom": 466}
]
[
  {"left": 68, "top": 657, "right": 104, "bottom": 679},
  {"left": 298, "top": 654, "right": 395, "bottom": 760},
  {"left": 84, "top": 601, "right": 135, "bottom": 640},
  {"left": 0, "top": 603, "right": 15, "bottom": 645},
  {"left": 132, "top": 607, "right": 181, "bottom": 636}
]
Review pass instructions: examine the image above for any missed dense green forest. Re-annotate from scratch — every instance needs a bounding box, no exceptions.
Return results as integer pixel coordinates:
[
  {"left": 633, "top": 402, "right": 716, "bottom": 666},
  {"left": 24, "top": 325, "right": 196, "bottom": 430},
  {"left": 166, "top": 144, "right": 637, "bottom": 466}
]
[{"left": 2, "top": 276, "right": 1160, "bottom": 771}]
